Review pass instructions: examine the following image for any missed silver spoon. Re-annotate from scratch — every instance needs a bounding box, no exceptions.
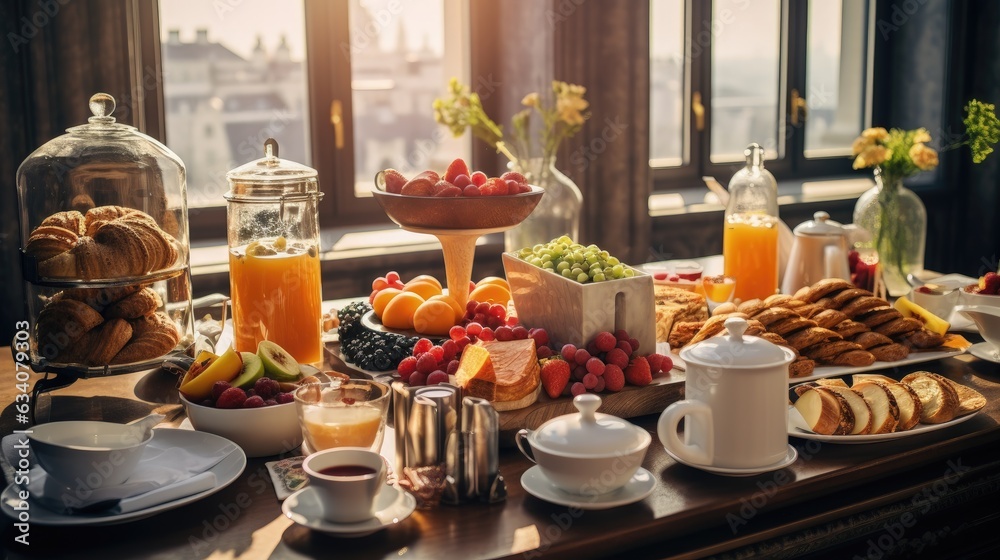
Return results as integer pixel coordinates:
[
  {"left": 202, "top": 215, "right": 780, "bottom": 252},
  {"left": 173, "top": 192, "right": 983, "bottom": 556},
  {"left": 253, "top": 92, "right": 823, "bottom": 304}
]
[{"left": 126, "top": 413, "right": 165, "bottom": 443}]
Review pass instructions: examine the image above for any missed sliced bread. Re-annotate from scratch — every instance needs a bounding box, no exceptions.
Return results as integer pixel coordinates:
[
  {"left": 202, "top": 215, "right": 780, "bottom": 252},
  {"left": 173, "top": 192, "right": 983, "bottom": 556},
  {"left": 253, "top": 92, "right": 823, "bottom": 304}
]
[
  {"left": 852, "top": 381, "right": 900, "bottom": 434},
  {"left": 901, "top": 371, "right": 959, "bottom": 424},
  {"left": 941, "top": 378, "right": 987, "bottom": 416},
  {"left": 794, "top": 387, "right": 846, "bottom": 435},
  {"left": 884, "top": 381, "right": 922, "bottom": 431},
  {"left": 824, "top": 386, "right": 873, "bottom": 435}
]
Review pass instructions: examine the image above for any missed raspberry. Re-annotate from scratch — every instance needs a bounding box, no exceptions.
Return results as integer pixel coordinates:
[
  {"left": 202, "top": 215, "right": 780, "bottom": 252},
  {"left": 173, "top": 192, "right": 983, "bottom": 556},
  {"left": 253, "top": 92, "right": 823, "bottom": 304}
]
[
  {"left": 646, "top": 353, "right": 663, "bottom": 373},
  {"left": 470, "top": 171, "right": 488, "bottom": 186},
  {"left": 604, "top": 364, "right": 625, "bottom": 392},
  {"left": 397, "top": 356, "right": 418, "bottom": 381},
  {"left": 254, "top": 377, "right": 280, "bottom": 400},
  {"left": 511, "top": 326, "right": 529, "bottom": 340},
  {"left": 465, "top": 322, "right": 483, "bottom": 337},
  {"left": 212, "top": 381, "right": 233, "bottom": 401},
  {"left": 648, "top": 353, "right": 672, "bottom": 374},
  {"left": 629, "top": 338, "right": 640, "bottom": 353},
  {"left": 446, "top": 359, "right": 460, "bottom": 376},
  {"left": 495, "top": 326, "right": 514, "bottom": 341},
  {"left": 216, "top": 387, "right": 248, "bottom": 409},
  {"left": 429, "top": 346, "right": 445, "bottom": 363},
  {"left": 264, "top": 399, "right": 278, "bottom": 407},
  {"left": 416, "top": 353, "right": 438, "bottom": 374},
  {"left": 478, "top": 327, "right": 495, "bottom": 341},
  {"left": 624, "top": 357, "right": 652, "bottom": 386},
  {"left": 444, "top": 158, "right": 471, "bottom": 184},
  {"left": 489, "top": 304, "right": 507, "bottom": 319},
  {"left": 570, "top": 382, "right": 587, "bottom": 397},
  {"left": 408, "top": 371, "right": 427, "bottom": 386},
  {"left": 540, "top": 359, "right": 571, "bottom": 399},
  {"left": 427, "top": 371, "right": 449, "bottom": 385},
  {"left": 382, "top": 169, "right": 408, "bottom": 194},
  {"left": 536, "top": 345, "right": 554, "bottom": 359},
  {"left": 594, "top": 331, "right": 616, "bottom": 353},
  {"left": 463, "top": 184, "right": 482, "bottom": 196},
  {"left": 616, "top": 340, "right": 633, "bottom": 356},
  {"left": 243, "top": 395, "right": 265, "bottom": 408},
  {"left": 586, "top": 357, "right": 606, "bottom": 376},
  {"left": 560, "top": 344, "right": 577, "bottom": 361},
  {"left": 574, "top": 348, "right": 591, "bottom": 365},
  {"left": 449, "top": 325, "right": 467, "bottom": 341},
  {"left": 413, "top": 338, "right": 434, "bottom": 356},
  {"left": 529, "top": 328, "right": 549, "bottom": 347},
  {"left": 582, "top": 373, "right": 598, "bottom": 390},
  {"left": 275, "top": 392, "right": 294, "bottom": 404},
  {"left": 594, "top": 376, "right": 606, "bottom": 393},
  {"left": 441, "top": 339, "right": 458, "bottom": 361},
  {"left": 614, "top": 329, "right": 630, "bottom": 342},
  {"left": 985, "top": 272, "right": 1000, "bottom": 295},
  {"left": 500, "top": 171, "right": 527, "bottom": 184},
  {"left": 605, "top": 348, "right": 629, "bottom": 369}
]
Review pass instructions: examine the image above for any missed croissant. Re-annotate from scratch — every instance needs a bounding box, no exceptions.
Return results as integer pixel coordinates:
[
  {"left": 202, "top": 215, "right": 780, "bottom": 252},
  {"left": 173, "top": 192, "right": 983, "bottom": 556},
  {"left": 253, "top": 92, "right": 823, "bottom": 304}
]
[
  {"left": 34, "top": 206, "right": 179, "bottom": 280},
  {"left": 111, "top": 312, "right": 180, "bottom": 364},
  {"left": 36, "top": 299, "right": 104, "bottom": 351},
  {"left": 103, "top": 287, "right": 162, "bottom": 319}
]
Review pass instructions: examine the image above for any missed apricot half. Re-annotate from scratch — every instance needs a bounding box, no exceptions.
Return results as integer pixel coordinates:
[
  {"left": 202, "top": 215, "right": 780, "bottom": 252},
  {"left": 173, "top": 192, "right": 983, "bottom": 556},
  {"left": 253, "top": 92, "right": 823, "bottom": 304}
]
[
  {"left": 413, "top": 300, "right": 457, "bottom": 335},
  {"left": 382, "top": 292, "right": 425, "bottom": 330}
]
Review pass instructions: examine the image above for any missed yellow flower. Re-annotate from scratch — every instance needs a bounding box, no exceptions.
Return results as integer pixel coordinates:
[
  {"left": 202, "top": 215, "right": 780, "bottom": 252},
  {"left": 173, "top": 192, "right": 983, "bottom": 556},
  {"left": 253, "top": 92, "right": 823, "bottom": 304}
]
[
  {"left": 909, "top": 143, "right": 939, "bottom": 170},
  {"left": 853, "top": 145, "right": 891, "bottom": 169},
  {"left": 851, "top": 136, "right": 873, "bottom": 156},
  {"left": 912, "top": 127, "right": 931, "bottom": 144},
  {"left": 521, "top": 92, "right": 540, "bottom": 108},
  {"left": 554, "top": 81, "right": 589, "bottom": 126},
  {"left": 862, "top": 127, "right": 890, "bottom": 141}
]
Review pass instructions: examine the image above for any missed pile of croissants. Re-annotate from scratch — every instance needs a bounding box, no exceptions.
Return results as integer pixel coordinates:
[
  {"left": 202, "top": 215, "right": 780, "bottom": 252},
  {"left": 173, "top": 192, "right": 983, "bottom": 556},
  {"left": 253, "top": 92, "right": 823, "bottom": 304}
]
[
  {"left": 25, "top": 205, "right": 178, "bottom": 279},
  {"left": 670, "top": 278, "right": 946, "bottom": 377}
]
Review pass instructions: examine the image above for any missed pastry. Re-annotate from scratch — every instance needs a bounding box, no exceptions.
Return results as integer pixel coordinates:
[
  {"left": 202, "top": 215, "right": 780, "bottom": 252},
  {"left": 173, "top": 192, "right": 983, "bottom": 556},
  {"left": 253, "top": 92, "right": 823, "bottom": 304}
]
[
  {"left": 40, "top": 210, "right": 86, "bottom": 235},
  {"left": 24, "top": 226, "right": 79, "bottom": 261},
  {"left": 801, "top": 340, "right": 864, "bottom": 363},
  {"left": 840, "top": 296, "right": 891, "bottom": 319},
  {"left": 829, "top": 288, "right": 873, "bottom": 309},
  {"left": 869, "top": 343, "right": 909, "bottom": 362},
  {"left": 653, "top": 285, "right": 708, "bottom": 343},
  {"left": 111, "top": 312, "right": 180, "bottom": 364},
  {"left": 104, "top": 287, "right": 162, "bottom": 319},
  {"left": 36, "top": 299, "right": 103, "bottom": 348},
  {"left": 832, "top": 320, "right": 869, "bottom": 339},
  {"left": 830, "top": 349, "right": 876, "bottom": 367},
  {"left": 901, "top": 329, "right": 945, "bottom": 349},
  {"left": 768, "top": 316, "right": 816, "bottom": 337},
  {"left": 669, "top": 321, "right": 704, "bottom": 349},
  {"left": 83, "top": 318, "right": 133, "bottom": 365},
  {"left": 454, "top": 344, "right": 496, "bottom": 400},
  {"left": 874, "top": 317, "right": 922, "bottom": 338},
  {"left": 736, "top": 299, "right": 768, "bottom": 317},
  {"left": 687, "top": 313, "right": 747, "bottom": 346},
  {"left": 785, "top": 327, "right": 840, "bottom": 350},
  {"left": 788, "top": 357, "right": 815, "bottom": 378},
  {"left": 850, "top": 331, "right": 894, "bottom": 350},
  {"left": 811, "top": 309, "right": 849, "bottom": 330},
  {"left": 802, "top": 279, "right": 854, "bottom": 303},
  {"left": 477, "top": 339, "right": 540, "bottom": 404},
  {"left": 751, "top": 307, "right": 800, "bottom": 327},
  {"left": 857, "top": 308, "right": 901, "bottom": 329},
  {"left": 56, "top": 284, "right": 143, "bottom": 311}
]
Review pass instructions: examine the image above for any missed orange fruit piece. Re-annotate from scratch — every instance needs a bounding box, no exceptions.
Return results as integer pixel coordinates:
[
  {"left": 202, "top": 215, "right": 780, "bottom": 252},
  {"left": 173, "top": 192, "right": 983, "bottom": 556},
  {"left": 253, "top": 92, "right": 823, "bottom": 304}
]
[
  {"left": 402, "top": 280, "right": 442, "bottom": 301},
  {"left": 475, "top": 276, "right": 510, "bottom": 292},
  {"left": 413, "top": 300, "right": 457, "bottom": 335},
  {"left": 406, "top": 274, "right": 443, "bottom": 291},
  {"left": 372, "top": 287, "right": 402, "bottom": 318},
  {"left": 468, "top": 283, "right": 511, "bottom": 306},
  {"left": 382, "top": 292, "right": 425, "bottom": 330},
  {"left": 428, "top": 294, "right": 464, "bottom": 323}
]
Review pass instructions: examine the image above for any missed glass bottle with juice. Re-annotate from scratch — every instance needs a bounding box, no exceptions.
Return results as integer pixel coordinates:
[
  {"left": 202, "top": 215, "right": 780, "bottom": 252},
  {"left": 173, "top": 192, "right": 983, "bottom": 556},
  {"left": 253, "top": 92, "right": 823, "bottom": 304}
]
[
  {"left": 225, "top": 139, "right": 324, "bottom": 364},
  {"left": 723, "top": 143, "right": 779, "bottom": 301}
]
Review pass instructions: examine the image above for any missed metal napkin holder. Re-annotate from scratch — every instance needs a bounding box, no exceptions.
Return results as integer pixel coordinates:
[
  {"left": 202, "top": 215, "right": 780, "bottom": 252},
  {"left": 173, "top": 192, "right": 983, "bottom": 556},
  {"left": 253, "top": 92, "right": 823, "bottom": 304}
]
[{"left": 392, "top": 381, "right": 506, "bottom": 504}]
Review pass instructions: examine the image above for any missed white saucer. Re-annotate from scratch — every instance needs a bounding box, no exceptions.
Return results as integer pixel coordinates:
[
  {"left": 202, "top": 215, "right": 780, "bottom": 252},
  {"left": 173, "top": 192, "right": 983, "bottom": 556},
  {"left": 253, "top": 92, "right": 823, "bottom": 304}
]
[
  {"left": 968, "top": 342, "right": 1000, "bottom": 363},
  {"left": 664, "top": 444, "right": 798, "bottom": 477},
  {"left": 520, "top": 466, "right": 655, "bottom": 510},
  {"left": 282, "top": 484, "right": 415, "bottom": 537}
]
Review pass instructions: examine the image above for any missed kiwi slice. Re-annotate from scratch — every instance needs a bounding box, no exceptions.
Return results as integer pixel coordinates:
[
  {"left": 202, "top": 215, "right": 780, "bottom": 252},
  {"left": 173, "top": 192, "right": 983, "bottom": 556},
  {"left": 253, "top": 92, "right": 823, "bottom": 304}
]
[
  {"left": 257, "top": 340, "right": 301, "bottom": 381},
  {"left": 232, "top": 352, "right": 265, "bottom": 388}
]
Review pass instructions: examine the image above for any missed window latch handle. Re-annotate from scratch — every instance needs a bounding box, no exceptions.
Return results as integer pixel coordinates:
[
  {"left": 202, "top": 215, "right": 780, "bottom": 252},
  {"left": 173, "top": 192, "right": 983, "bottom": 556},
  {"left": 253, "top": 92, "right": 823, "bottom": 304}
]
[
  {"left": 790, "top": 89, "right": 808, "bottom": 126},
  {"left": 692, "top": 91, "right": 705, "bottom": 132},
  {"left": 330, "top": 99, "right": 344, "bottom": 149}
]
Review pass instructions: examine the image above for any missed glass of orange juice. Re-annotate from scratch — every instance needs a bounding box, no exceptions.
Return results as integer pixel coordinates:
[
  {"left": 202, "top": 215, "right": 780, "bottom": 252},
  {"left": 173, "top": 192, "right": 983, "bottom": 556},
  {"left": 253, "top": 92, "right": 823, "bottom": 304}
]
[
  {"left": 702, "top": 275, "right": 737, "bottom": 313},
  {"left": 295, "top": 380, "right": 391, "bottom": 453},
  {"left": 723, "top": 213, "right": 779, "bottom": 301}
]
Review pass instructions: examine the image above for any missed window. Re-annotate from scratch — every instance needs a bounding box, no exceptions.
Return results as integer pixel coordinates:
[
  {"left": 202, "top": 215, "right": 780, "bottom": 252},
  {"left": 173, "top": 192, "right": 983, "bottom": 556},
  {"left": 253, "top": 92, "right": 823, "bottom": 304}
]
[
  {"left": 158, "top": 0, "right": 469, "bottom": 238},
  {"left": 649, "top": 0, "right": 872, "bottom": 192}
]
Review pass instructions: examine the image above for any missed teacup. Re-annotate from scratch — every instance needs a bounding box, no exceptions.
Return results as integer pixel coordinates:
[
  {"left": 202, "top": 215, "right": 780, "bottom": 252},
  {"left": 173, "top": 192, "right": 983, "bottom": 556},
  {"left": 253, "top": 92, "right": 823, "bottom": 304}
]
[
  {"left": 302, "top": 448, "right": 387, "bottom": 523},
  {"left": 659, "top": 317, "right": 793, "bottom": 470}
]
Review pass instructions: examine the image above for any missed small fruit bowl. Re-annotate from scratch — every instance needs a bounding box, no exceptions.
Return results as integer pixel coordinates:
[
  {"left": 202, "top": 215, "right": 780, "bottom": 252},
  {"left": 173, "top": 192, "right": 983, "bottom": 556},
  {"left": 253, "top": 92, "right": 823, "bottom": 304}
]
[
  {"left": 371, "top": 185, "right": 544, "bottom": 232},
  {"left": 960, "top": 283, "right": 1000, "bottom": 308},
  {"left": 180, "top": 393, "right": 302, "bottom": 458},
  {"left": 29, "top": 421, "right": 154, "bottom": 488}
]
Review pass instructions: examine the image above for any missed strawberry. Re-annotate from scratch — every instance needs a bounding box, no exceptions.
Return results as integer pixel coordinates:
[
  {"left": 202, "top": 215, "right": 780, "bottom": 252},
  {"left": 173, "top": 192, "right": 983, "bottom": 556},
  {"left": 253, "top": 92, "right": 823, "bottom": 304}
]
[
  {"left": 500, "top": 171, "right": 527, "bottom": 184},
  {"left": 984, "top": 272, "right": 1000, "bottom": 295},
  {"left": 624, "top": 356, "right": 652, "bottom": 386},
  {"left": 381, "top": 169, "right": 408, "bottom": 194},
  {"left": 479, "top": 177, "right": 509, "bottom": 196},
  {"left": 540, "top": 358, "right": 571, "bottom": 399},
  {"left": 400, "top": 177, "right": 435, "bottom": 196},
  {"left": 603, "top": 364, "right": 625, "bottom": 392},
  {"left": 413, "top": 170, "right": 440, "bottom": 184},
  {"left": 434, "top": 185, "right": 462, "bottom": 197},
  {"left": 444, "top": 158, "right": 471, "bottom": 184}
]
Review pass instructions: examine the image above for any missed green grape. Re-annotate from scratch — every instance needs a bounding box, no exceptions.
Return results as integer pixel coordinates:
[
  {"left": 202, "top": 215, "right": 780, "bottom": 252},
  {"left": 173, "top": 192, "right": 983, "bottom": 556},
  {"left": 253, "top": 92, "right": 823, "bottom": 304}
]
[
  {"left": 561, "top": 269, "right": 574, "bottom": 278},
  {"left": 623, "top": 268, "right": 634, "bottom": 278},
  {"left": 606, "top": 256, "right": 620, "bottom": 266},
  {"left": 576, "top": 272, "right": 590, "bottom": 283},
  {"left": 612, "top": 264, "right": 624, "bottom": 278},
  {"left": 542, "top": 260, "right": 554, "bottom": 269},
  {"left": 556, "top": 261, "right": 570, "bottom": 272},
  {"left": 593, "top": 272, "right": 606, "bottom": 282},
  {"left": 529, "top": 257, "right": 543, "bottom": 267}
]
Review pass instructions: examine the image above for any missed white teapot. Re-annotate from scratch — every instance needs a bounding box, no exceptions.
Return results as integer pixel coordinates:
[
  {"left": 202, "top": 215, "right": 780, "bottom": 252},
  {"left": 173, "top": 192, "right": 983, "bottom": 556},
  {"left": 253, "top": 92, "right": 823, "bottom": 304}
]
[{"left": 781, "top": 211, "right": 868, "bottom": 295}]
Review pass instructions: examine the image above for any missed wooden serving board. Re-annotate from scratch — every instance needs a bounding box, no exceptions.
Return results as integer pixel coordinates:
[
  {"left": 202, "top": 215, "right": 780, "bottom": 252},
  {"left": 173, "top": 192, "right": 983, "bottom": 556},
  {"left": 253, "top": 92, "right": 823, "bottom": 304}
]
[{"left": 495, "top": 373, "right": 685, "bottom": 445}]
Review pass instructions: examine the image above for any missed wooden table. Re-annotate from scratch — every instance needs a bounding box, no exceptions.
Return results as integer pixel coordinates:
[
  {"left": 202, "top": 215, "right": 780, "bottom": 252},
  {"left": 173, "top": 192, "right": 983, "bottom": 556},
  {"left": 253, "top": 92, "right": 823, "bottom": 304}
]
[{"left": 2, "top": 341, "right": 1000, "bottom": 559}]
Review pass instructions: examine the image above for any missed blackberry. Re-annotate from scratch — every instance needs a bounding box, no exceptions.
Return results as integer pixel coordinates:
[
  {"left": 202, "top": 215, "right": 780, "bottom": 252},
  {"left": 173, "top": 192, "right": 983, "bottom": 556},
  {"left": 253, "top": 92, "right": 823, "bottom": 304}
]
[{"left": 337, "top": 301, "right": 416, "bottom": 371}]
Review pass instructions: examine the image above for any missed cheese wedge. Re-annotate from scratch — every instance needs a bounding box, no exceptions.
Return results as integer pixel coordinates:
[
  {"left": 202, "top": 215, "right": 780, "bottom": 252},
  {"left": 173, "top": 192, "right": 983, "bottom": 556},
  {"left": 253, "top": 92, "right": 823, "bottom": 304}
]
[
  {"left": 477, "top": 339, "right": 540, "bottom": 404},
  {"left": 455, "top": 344, "right": 496, "bottom": 401}
]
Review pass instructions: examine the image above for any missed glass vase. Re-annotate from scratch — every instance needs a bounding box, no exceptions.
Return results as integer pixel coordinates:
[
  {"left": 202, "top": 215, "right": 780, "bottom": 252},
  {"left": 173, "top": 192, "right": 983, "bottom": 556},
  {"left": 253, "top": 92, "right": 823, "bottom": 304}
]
[
  {"left": 852, "top": 168, "right": 927, "bottom": 297},
  {"left": 503, "top": 157, "right": 583, "bottom": 253}
]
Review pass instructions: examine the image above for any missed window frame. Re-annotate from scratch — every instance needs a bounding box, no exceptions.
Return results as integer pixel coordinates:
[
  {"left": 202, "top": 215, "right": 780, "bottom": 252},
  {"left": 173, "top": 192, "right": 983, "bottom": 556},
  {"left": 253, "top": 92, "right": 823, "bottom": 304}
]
[{"left": 650, "top": 0, "right": 873, "bottom": 194}]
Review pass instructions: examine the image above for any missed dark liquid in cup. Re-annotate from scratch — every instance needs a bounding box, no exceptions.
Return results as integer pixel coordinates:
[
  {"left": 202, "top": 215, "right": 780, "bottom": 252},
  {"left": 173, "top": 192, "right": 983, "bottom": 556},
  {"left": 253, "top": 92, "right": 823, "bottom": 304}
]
[{"left": 319, "top": 465, "right": 376, "bottom": 477}]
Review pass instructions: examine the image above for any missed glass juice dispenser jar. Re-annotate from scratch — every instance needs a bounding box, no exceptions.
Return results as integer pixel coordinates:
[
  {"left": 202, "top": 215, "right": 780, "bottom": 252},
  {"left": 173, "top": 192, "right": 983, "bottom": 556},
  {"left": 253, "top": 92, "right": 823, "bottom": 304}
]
[
  {"left": 723, "top": 143, "right": 780, "bottom": 301},
  {"left": 226, "top": 139, "right": 323, "bottom": 365},
  {"left": 16, "top": 93, "right": 193, "bottom": 375}
]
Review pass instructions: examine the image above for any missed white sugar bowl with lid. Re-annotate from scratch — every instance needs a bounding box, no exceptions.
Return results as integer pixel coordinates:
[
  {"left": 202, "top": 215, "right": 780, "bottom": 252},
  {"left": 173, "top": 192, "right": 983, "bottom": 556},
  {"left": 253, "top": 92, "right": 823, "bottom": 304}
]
[
  {"left": 660, "top": 317, "right": 795, "bottom": 471},
  {"left": 515, "top": 394, "right": 651, "bottom": 495}
]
